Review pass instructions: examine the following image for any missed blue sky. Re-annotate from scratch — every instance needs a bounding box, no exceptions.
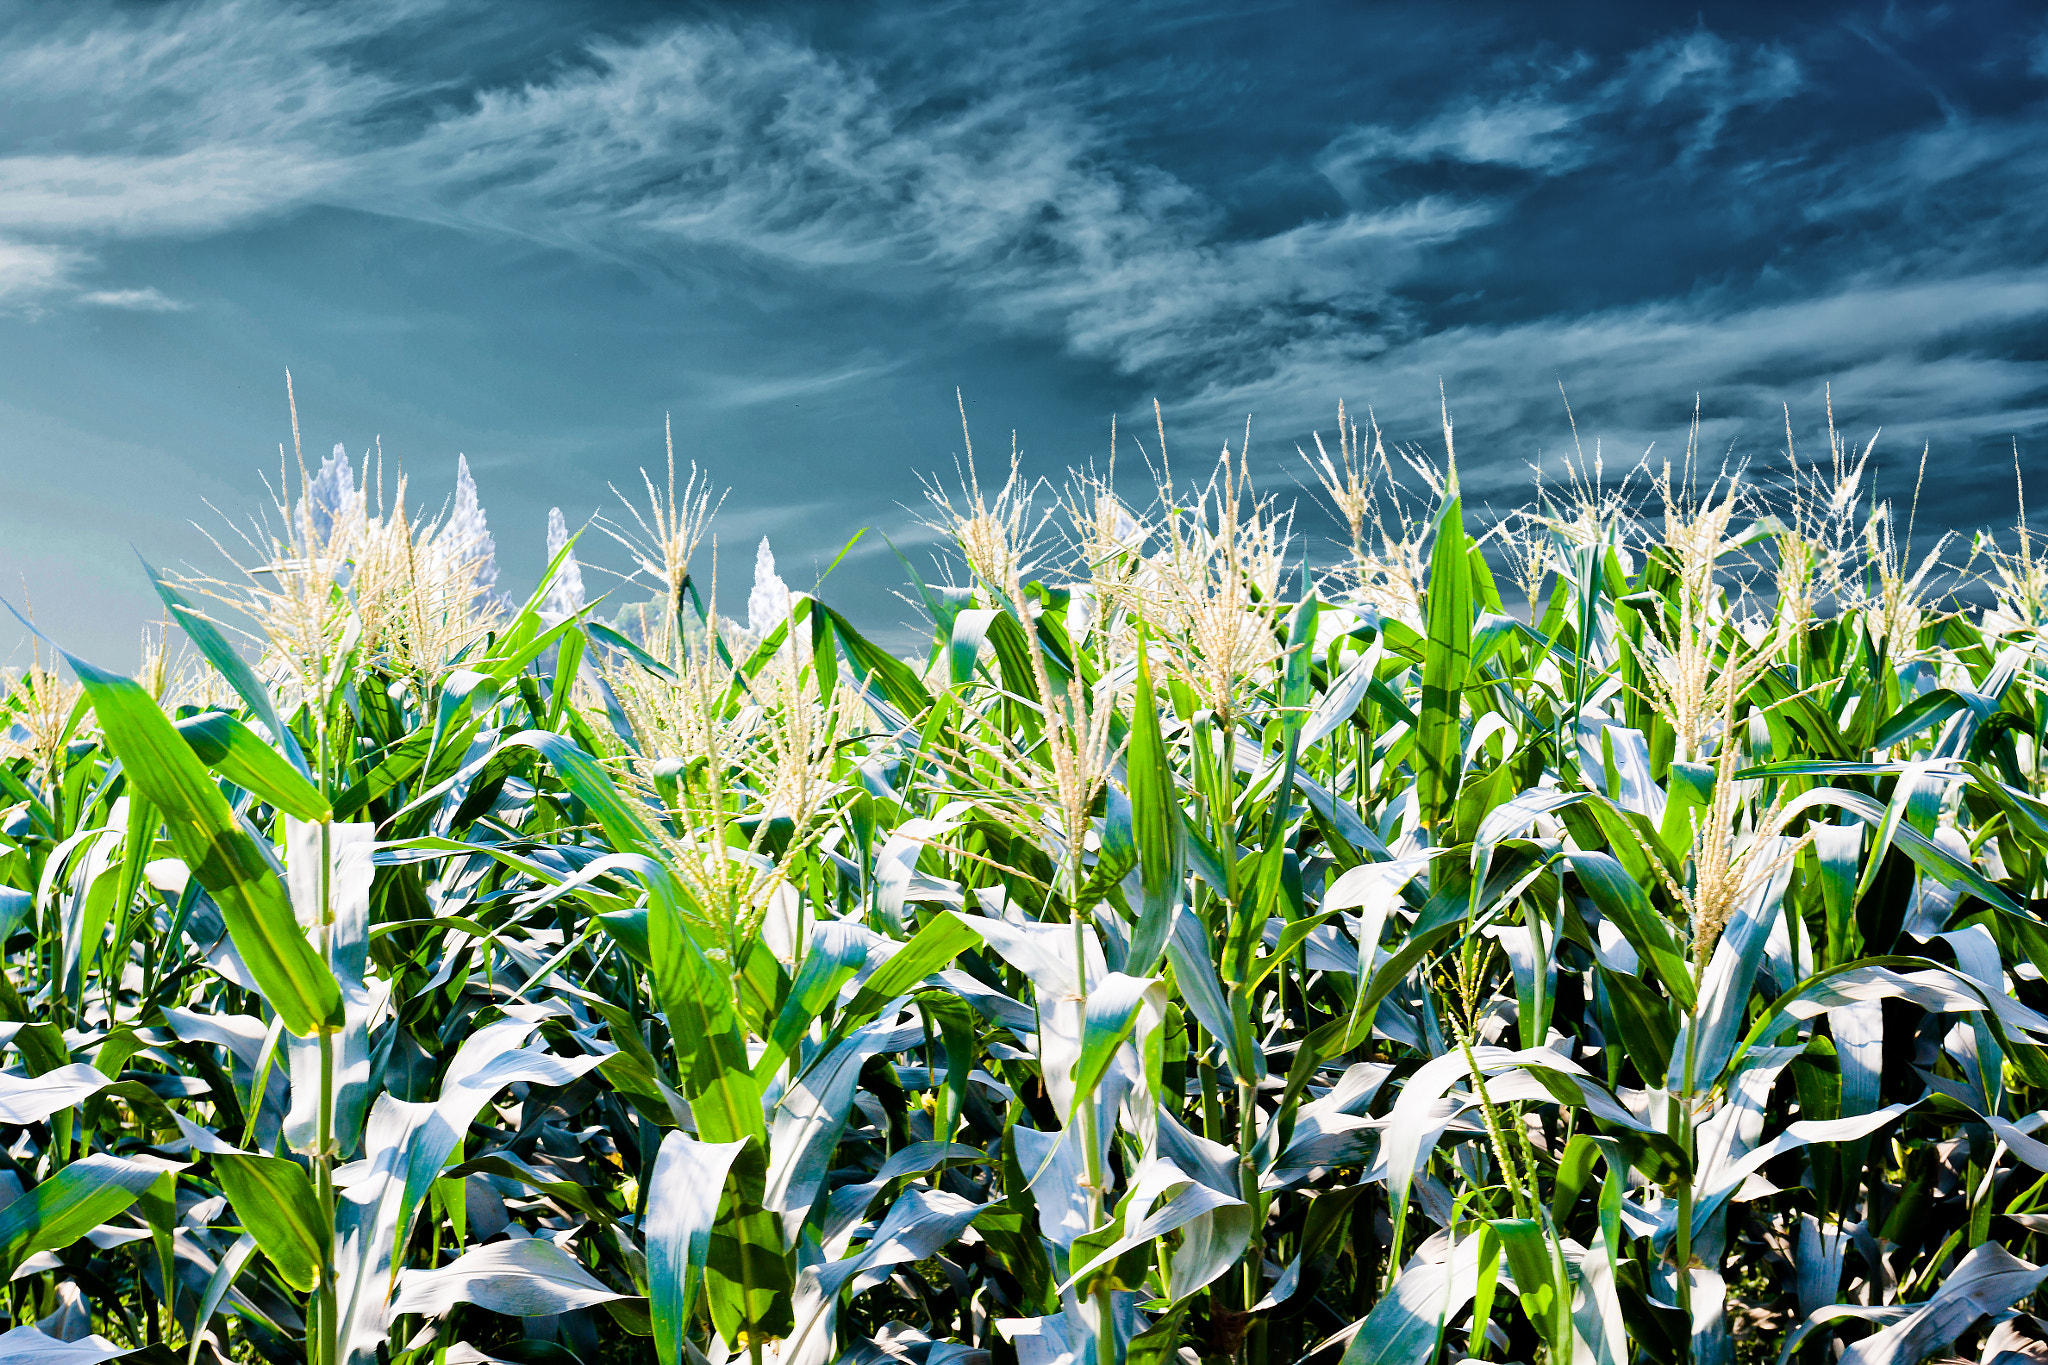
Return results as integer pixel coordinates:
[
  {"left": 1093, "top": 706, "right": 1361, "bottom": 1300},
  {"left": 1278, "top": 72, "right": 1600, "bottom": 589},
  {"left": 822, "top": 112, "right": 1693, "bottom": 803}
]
[{"left": 3, "top": 0, "right": 2046, "bottom": 661}]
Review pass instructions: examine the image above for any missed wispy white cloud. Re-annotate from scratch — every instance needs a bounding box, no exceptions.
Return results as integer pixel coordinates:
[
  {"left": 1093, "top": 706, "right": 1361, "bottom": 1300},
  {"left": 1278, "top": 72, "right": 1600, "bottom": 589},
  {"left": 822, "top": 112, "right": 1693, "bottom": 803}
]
[
  {"left": 693, "top": 361, "right": 902, "bottom": 411},
  {"left": 1319, "top": 29, "right": 1799, "bottom": 196},
  {"left": 0, "top": 238, "right": 84, "bottom": 307},
  {"left": 1184, "top": 268, "right": 2048, "bottom": 502},
  {"left": 1320, "top": 98, "right": 1585, "bottom": 179},
  {"left": 0, "top": 0, "right": 2040, "bottom": 504},
  {"left": 0, "top": 0, "right": 400, "bottom": 305},
  {"left": 78, "top": 286, "right": 185, "bottom": 311}
]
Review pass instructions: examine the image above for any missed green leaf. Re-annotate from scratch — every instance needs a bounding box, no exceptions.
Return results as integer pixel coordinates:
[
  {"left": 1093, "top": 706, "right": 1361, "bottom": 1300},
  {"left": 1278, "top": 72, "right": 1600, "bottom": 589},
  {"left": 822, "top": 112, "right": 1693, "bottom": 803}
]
[
  {"left": 1417, "top": 495, "right": 1472, "bottom": 833},
  {"left": 588, "top": 621, "right": 680, "bottom": 682},
  {"left": 1658, "top": 761, "right": 1714, "bottom": 861},
  {"left": 188, "top": 1232, "right": 258, "bottom": 1365},
  {"left": 1280, "top": 587, "right": 1320, "bottom": 726},
  {"left": 143, "top": 558, "right": 312, "bottom": 779},
  {"left": 1600, "top": 967, "right": 1678, "bottom": 1081},
  {"left": 1568, "top": 849, "right": 1694, "bottom": 1011},
  {"left": 1069, "top": 973, "right": 1158, "bottom": 1120},
  {"left": 1301, "top": 640, "right": 1382, "bottom": 748},
  {"left": 1125, "top": 645, "right": 1187, "bottom": 975},
  {"left": 947, "top": 608, "right": 997, "bottom": 688},
  {"left": 813, "top": 603, "right": 934, "bottom": 718},
  {"left": 1241, "top": 910, "right": 1342, "bottom": 995},
  {"left": 213, "top": 1152, "right": 326, "bottom": 1293},
  {"left": 838, "top": 911, "right": 985, "bottom": 1029},
  {"left": 502, "top": 730, "right": 666, "bottom": 853},
  {"left": 647, "top": 900, "right": 766, "bottom": 1147},
  {"left": 176, "top": 711, "right": 331, "bottom": 821},
  {"left": 1493, "top": 1217, "right": 1573, "bottom": 1358},
  {"left": 1812, "top": 821, "right": 1865, "bottom": 967},
  {"left": 1338, "top": 1231, "right": 1484, "bottom": 1365},
  {"left": 69, "top": 656, "right": 341, "bottom": 1036},
  {"left": 1784, "top": 784, "right": 2025, "bottom": 919},
  {"left": 0, "top": 1154, "right": 181, "bottom": 1279},
  {"left": 1549, "top": 1134, "right": 1604, "bottom": 1227},
  {"left": 646, "top": 1132, "right": 748, "bottom": 1365},
  {"left": 753, "top": 923, "right": 869, "bottom": 1083}
]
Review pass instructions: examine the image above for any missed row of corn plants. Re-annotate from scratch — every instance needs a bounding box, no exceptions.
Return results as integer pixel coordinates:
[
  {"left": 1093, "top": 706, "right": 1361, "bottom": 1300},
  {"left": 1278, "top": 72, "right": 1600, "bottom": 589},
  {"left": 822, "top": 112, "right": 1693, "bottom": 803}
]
[{"left": 6, "top": 398, "right": 2048, "bottom": 1365}]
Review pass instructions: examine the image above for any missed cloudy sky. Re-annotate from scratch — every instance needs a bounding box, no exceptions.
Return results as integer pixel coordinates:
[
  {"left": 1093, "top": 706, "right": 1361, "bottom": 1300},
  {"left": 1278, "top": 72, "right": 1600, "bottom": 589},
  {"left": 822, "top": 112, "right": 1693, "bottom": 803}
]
[{"left": 2, "top": 0, "right": 2045, "bottom": 661}]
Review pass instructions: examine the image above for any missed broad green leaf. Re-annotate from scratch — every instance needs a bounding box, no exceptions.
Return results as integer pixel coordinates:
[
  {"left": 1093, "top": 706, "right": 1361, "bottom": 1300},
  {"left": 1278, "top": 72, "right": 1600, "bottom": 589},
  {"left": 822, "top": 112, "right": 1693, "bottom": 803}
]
[
  {"left": 1567, "top": 850, "right": 1694, "bottom": 1011},
  {"left": 1060, "top": 1166, "right": 1246, "bottom": 1300},
  {"left": 1300, "top": 640, "right": 1382, "bottom": 748},
  {"left": 753, "top": 923, "right": 868, "bottom": 1083},
  {"left": 838, "top": 910, "right": 985, "bottom": 1028},
  {"left": 0, "top": 1062, "right": 116, "bottom": 1125},
  {"left": 175, "top": 711, "right": 330, "bottom": 821},
  {"left": 0, "top": 1154, "right": 182, "bottom": 1279},
  {"left": 1069, "top": 973, "right": 1159, "bottom": 1119},
  {"left": 948, "top": 607, "right": 998, "bottom": 687},
  {"left": 647, "top": 898, "right": 766, "bottom": 1147},
  {"left": 0, "top": 1325, "right": 135, "bottom": 1364},
  {"left": 813, "top": 602, "right": 934, "bottom": 718},
  {"left": 213, "top": 1152, "right": 325, "bottom": 1293},
  {"left": 1494, "top": 1217, "right": 1572, "bottom": 1358},
  {"left": 1338, "top": 1230, "right": 1485, "bottom": 1365},
  {"left": 1830, "top": 1241, "right": 2046, "bottom": 1365},
  {"left": 1783, "top": 784, "right": 2024, "bottom": 919},
  {"left": 646, "top": 1132, "right": 748, "bottom": 1365},
  {"left": 69, "top": 656, "right": 341, "bottom": 1036},
  {"left": 1812, "top": 821, "right": 1864, "bottom": 966},
  {"left": 502, "top": 729, "right": 666, "bottom": 853},
  {"left": 188, "top": 1232, "right": 257, "bottom": 1365}
]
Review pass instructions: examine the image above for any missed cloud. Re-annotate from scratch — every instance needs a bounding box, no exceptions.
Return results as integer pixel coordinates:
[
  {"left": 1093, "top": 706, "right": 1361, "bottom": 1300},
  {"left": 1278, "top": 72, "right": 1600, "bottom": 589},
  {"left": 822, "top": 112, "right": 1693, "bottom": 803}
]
[
  {"left": 78, "top": 286, "right": 184, "bottom": 311},
  {"left": 0, "top": 238, "right": 84, "bottom": 306},
  {"left": 1321, "top": 98, "right": 1585, "bottom": 178},
  {"left": 0, "top": 0, "right": 2041, "bottom": 513},
  {"left": 1178, "top": 267, "right": 2048, "bottom": 520},
  {"left": 371, "top": 21, "right": 1164, "bottom": 282},
  {"left": 0, "top": 0, "right": 398, "bottom": 301},
  {"left": 1320, "top": 28, "right": 1800, "bottom": 199},
  {"left": 694, "top": 361, "right": 902, "bottom": 411}
]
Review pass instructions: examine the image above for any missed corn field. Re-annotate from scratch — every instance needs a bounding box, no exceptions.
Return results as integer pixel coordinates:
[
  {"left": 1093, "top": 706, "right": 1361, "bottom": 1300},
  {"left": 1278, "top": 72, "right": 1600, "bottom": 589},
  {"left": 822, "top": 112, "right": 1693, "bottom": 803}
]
[{"left": 8, "top": 398, "right": 2048, "bottom": 1365}]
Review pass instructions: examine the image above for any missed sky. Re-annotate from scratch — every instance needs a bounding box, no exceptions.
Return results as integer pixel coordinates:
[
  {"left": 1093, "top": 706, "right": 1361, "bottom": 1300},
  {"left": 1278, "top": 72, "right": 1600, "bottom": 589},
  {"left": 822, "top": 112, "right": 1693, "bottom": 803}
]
[{"left": 2, "top": 0, "right": 2046, "bottom": 663}]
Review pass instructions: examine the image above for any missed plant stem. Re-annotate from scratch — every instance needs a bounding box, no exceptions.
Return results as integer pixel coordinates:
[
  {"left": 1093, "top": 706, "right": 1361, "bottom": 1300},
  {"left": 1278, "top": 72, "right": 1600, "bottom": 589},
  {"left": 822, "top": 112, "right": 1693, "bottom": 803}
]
[
  {"left": 316, "top": 1025, "right": 337, "bottom": 1365},
  {"left": 1674, "top": 1017, "right": 1699, "bottom": 1334},
  {"left": 314, "top": 812, "right": 338, "bottom": 1365},
  {"left": 1069, "top": 846, "right": 1118, "bottom": 1365},
  {"left": 1236, "top": 1071, "right": 1263, "bottom": 1361}
]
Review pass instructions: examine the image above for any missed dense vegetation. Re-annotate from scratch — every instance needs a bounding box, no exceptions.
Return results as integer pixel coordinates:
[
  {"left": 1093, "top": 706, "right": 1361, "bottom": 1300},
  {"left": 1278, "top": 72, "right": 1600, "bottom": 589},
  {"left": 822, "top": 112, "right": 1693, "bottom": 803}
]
[{"left": 5, "top": 397, "right": 2048, "bottom": 1365}]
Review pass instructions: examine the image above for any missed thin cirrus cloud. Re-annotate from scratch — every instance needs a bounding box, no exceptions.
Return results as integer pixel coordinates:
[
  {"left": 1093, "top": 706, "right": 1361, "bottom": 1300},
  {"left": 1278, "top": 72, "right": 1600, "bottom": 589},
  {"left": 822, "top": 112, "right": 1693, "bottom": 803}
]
[
  {"left": 0, "top": 0, "right": 2042, "bottom": 515},
  {"left": 0, "top": 0, "right": 391, "bottom": 300},
  {"left": 78, "top": 288, "right": 186, "bottom": 312},
  {"left": 1316, "top": 32, "right": 1801, "bottom": 182}
]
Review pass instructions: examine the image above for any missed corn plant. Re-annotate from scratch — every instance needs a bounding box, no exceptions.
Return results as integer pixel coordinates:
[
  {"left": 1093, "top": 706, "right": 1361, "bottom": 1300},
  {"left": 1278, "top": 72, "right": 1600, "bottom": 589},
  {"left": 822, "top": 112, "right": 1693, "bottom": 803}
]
[{"left": 6, "top": 402, "right": 2048, "bottom": 1365}]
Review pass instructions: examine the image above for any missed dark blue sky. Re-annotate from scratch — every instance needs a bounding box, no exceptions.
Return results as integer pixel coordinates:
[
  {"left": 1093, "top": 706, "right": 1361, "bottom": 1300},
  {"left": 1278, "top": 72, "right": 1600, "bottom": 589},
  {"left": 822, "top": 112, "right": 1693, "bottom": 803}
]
[{"left": 4, "top": 0, "right": 2046, "bottom": 660}]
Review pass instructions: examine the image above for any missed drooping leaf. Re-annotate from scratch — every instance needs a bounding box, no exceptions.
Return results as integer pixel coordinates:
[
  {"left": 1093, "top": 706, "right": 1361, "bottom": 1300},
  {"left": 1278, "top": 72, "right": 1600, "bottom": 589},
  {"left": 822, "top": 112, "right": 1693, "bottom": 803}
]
[
  {"left": 0, "top": 1063, "right": 116, "bottom": 1126},
  {"left": 174, "top": 711, "right": 330, "bottom": 821},
  {"left": 389, "top": 1237, "right": 631, "bottom": 1318},
  {"left": 66, "top": 657, "right": 341, "bottom": 1036},
  {"left": 0, "top": 1154, "right": 184, "bottom": 1279},
  {"left": 212, "top": 1153, "right": 325, "bottom": 1294},
  {"left": 645, "top": 1131, "right": 748, "bottom": 1365}
]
